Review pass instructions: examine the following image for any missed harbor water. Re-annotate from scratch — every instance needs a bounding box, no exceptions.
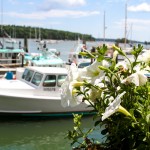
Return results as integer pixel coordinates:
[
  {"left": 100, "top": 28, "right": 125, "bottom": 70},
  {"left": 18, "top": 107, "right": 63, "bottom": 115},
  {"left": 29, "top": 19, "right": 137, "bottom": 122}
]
[
  {"left": 0, "top": 115, "right": 100, "bottom": 150},
  {"left": 27, "top": 39, "right": 101, "bottom": 62}
]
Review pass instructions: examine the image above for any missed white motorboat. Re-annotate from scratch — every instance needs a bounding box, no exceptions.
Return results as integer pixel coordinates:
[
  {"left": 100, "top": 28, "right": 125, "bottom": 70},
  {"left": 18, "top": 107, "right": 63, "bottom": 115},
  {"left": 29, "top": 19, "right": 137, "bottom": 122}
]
[
  {"left": 0, "top": 66, "right": 92, "bottom": 115},
  {"left": 68, "top": 38, "right": 92, "bottom": 68}
]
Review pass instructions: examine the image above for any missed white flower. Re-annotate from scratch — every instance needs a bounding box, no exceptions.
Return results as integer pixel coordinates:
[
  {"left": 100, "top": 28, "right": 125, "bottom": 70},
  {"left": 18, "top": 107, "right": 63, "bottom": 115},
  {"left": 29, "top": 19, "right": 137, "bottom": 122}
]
[
  {"left": 102, "top": 60, "right": 110, "bottom": 68},
  {"left": 121, "top": 71, "right": 147, "bottom": 86},
  {"left": 61, "top": 63, "right": 83, "bottom": 107},
  {"left": 78, "top": 60, "right": 110, "bottom": 83},
  {"left": 68, "top": 63, "right": 79, "bottom": 81},
  {"left": 115, "top": 59, "right": 130, "bottom": 71},
  {"left": 102, "top": 91, "right": 126, "bottom": 121},
  {"left": 117, "top": 86, "right": 121, "bottom": 91},
  {"left": 138, "top": 50, "right": 150, "bottom": 63},
  {"left": 89, "top": 79, "right": 105, "bottom": 103}
]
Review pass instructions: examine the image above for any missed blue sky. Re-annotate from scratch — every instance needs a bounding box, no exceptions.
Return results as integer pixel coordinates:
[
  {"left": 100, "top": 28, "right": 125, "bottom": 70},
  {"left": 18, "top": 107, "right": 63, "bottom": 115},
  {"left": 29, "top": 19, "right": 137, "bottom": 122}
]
[{"left": 1, "top": 0, "right": 150, "bottom": 42}]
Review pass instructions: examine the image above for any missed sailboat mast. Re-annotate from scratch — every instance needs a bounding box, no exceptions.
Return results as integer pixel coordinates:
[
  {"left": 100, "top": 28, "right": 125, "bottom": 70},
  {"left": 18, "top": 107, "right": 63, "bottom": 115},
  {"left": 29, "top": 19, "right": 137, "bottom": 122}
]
[
  {"left": 0, "top": 0, "right": 3, "bottom": 35},
  {"left": 35, "top": 28, "right": 37, "bottom": 39},
  {"left": 103, "top": 11, "right": 106, "bottom": 43},
  {"left": 39, "top": 27, "right": 41, "bottom": 40},
  {"left": 0, "top": 0, "right": 4, "bottom": 48},
  {"left": 124, "top": 1, "right": 127, "bottom": 49}
]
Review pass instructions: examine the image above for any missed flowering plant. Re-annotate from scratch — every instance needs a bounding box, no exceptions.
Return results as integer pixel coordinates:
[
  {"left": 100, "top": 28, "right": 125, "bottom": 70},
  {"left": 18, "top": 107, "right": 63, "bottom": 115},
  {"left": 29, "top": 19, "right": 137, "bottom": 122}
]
[{"left": 61, "top": 44, "right": 150, "bottom": 150}]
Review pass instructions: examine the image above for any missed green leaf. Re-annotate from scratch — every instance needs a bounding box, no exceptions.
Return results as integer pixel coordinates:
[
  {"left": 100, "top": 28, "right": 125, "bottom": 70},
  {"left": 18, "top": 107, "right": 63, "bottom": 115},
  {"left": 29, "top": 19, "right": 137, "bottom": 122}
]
[
  {"left": 97, "top": 55, "right": 105, "bottom": 62},
  {"left": 146, "top": 114, "right": 150, "bottom": 123}
]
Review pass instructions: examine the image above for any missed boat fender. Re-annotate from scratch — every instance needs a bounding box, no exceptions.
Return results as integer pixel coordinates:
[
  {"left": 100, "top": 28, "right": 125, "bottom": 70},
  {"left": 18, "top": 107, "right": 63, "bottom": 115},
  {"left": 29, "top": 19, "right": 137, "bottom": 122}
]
[
  {"left": 5, "top": 71, "right": 13, "bottom": 80},
  {"left": 13, "top": 75, "right": 16, "bottom": 80}
]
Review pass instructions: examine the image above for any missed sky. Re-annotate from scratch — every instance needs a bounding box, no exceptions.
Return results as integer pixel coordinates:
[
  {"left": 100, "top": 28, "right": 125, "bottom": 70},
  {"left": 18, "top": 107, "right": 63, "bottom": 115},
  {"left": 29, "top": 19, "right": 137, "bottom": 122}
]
[{"left": 0, "top": 0, "right": 150, "bottom": 42}]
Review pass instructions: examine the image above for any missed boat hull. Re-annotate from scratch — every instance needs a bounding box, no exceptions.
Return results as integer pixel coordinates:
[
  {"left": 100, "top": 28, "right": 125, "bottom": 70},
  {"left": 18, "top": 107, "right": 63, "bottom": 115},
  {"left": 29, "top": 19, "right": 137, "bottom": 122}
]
[{"left": 0, "top": 94, "right": 92, "bottom": 114}]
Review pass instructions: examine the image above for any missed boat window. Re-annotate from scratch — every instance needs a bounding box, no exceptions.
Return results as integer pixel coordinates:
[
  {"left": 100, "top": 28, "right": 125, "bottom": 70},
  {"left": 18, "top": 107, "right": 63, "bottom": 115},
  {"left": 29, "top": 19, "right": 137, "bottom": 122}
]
[
  {"left": 31, "top": 72, "right": 43, "bottom": 86},
  {"left": 24, "top": 70, "right": 34, "bottom": 82},
  {"left": 57, "top": 75, "right": 67, "bottom": 87},
  {"left": 22, "top": 69, "right": 29, "bottom": 79},
  {"left": 8, "top": 53, "right": 11, "bottom": 57},
  {"left": 78, "top": 62, "right": 91, "bottom": 68},
  {"left": 78, "top": 54, "right": 82, "bottom": 58},
  {"left": 43, "top": 75, "right": 56, "bottom": 87},
  {"left": 5, "top": 53, "right": 8, "bottom": 58}
]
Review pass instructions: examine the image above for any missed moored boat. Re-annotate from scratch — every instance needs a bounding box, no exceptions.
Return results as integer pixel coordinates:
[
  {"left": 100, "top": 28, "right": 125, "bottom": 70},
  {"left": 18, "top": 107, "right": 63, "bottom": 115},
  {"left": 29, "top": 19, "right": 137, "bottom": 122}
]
[
  {"left": 24, "top": 39, "right": 65, "bottom": 67},
  {"left": 68, "top": 38, "right": 92, "bottom": 68},
  {"left": 0, "top": 34, "right": 25, "bottom": 76},
  {"left": 0, "top": 66, "right": 92, "bottom": 116}
]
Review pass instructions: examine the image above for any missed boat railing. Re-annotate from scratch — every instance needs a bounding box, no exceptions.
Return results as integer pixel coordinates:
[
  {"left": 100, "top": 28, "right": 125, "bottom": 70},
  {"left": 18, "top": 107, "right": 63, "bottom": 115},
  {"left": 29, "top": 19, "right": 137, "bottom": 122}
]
[
  {"left": 0, "top": 58, "right": 21, "bottom": 62},
  {"left": 0, "top": 58, "right": 22, "bottom": 66},
  {"left": 0, "top": 58, "right": 21, "bottom": 61}
]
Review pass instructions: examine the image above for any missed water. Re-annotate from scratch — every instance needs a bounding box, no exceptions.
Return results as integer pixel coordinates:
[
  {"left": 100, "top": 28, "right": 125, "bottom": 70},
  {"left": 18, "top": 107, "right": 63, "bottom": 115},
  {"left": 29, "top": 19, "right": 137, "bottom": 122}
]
[
  {"left": 27, "top": 39, "right": 101, "bottom": 62},
  {"left": 0, "top": 115, "right": 101, "bottom": 150}
]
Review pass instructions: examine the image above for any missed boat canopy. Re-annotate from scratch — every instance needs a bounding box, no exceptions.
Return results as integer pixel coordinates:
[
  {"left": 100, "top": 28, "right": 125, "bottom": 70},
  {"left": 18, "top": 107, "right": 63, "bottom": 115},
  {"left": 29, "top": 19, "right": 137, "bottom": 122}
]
[{"left": 0, "top": 49, "right": 24, "bottom": 53}]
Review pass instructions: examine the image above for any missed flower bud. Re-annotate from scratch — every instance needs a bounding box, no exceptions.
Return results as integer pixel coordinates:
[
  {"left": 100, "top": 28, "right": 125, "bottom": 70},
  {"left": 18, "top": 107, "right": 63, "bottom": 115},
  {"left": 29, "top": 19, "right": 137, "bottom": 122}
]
[{"left": 112, "top": 45, "right": 126, "bottom": 56}]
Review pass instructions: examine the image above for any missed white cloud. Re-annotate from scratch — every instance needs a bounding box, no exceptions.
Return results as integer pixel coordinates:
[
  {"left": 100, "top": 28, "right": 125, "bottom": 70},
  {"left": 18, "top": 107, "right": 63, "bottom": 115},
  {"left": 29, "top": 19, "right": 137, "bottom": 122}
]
[
  {"left": 61, "top": 0, "right": 86, "bottom": 6},
  {"left": 41, "top": 0, "right": 86, "bottom": 10},
  {"left": 6, "top": 10, "right": 99, "bottom": 20},
  {"left": 115, "top": 18, "right": 150, "bottom": 28},
  {"left": 28, "top": 2, "right": 34, "bottom": 5},
  {"left": 128, "top": 18, "right": 150, "bottom": 25},
  {"left": 128, "top": 2, "right": 150, "bottom": 12},
  {"left": 8, "top": 0, "right": 18, "bottom": 4},
  {"left": 107, "top": 0, "right": 125, "bottom": 3},
  {"left": 114, "top": 18, "right": 150, "bottom": 40}
]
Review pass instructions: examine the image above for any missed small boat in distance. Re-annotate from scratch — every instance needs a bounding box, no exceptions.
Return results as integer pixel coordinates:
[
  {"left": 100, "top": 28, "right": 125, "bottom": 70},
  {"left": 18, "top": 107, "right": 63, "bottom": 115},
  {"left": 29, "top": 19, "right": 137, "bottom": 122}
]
[
  {"left": 0, "top": 66, "right": 92, "bottom": 116},
  {"left": 68, "top": 38, "right": 92, "bottom": 68},
  {"left": 24, "top": 39, "right": 65, "bottom": 67}
]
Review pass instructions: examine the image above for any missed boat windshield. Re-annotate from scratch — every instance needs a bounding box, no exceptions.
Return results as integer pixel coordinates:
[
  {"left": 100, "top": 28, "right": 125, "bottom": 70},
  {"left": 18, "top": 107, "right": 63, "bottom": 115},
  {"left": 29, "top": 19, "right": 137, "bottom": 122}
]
[
  {"left": 22, "top": 69, "right": 29, "bottom": 79},
  {"left": 31, "top": 72, "right": 43, "bottom": 86},
  {"left": 22, "top": 69, "right": 34, "bottom": 82},
  {"left": 43, "top": 75, "right": 56, "bottom": 87},
  {"left": 43, "top": 74, "right": 67, "bottom": 87},
  {"left": 57, "top": 75, "right": 67, "bottom": 87}
]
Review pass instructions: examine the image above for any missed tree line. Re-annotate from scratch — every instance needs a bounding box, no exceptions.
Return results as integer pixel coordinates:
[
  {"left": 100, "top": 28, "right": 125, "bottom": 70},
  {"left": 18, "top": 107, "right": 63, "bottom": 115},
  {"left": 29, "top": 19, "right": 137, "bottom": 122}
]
[
  {"left": 0, "top": 25, "right": 95, "bottom": 41},
  {"left": 1, "top": 25, "right": 149, "bottom": 44}
]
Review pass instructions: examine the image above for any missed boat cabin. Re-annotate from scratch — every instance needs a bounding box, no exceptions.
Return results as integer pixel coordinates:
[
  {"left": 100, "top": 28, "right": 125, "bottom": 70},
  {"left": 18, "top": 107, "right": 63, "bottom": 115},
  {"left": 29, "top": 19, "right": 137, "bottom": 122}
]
[
  {"left": 0, "top": 37, "right": 25, "bottom": 67},
  {"left": 24, "top": 53, "right": 65, "bottom": 68},
  {"left": 20, "top": 67, "right": 67, "bottom": 92},
  {"left": 0, "top": 49, "right": 24, "bottom": 67}
]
